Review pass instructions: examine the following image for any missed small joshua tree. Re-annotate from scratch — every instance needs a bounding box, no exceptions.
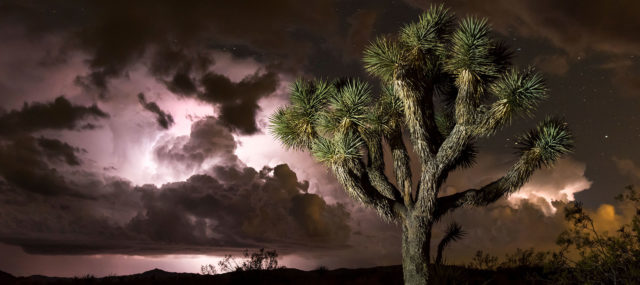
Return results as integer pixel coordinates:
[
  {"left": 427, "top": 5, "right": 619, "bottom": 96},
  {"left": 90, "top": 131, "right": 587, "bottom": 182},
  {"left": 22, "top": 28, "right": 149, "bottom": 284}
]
[
  {"left": 435, "top": 222, "right": 466, "bottom": 265},
  {"left": 270, "top": 5, "right": 572, "bottom": 285}
]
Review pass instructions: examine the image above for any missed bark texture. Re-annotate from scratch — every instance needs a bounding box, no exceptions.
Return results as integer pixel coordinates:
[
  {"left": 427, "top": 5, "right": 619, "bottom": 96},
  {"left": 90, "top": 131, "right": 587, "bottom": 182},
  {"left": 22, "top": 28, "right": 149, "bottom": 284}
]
[{"left": 402, "top": 216, "right": 432, "bottom": 285}]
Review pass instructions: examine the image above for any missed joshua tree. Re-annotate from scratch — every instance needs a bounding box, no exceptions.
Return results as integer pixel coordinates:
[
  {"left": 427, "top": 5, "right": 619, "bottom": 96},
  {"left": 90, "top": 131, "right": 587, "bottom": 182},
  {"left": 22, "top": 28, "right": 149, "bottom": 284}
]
[{"left": 270, "top": 5, "right": 572, "bottom": 285}]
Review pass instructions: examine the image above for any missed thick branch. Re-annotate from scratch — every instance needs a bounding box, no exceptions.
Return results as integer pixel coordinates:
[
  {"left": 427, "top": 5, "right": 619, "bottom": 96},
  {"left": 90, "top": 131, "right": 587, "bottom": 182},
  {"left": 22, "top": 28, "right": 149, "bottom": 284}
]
[
  {"left": 416, "top": 70, "right": 482, "bottom": 213},
  {"left": 363, "top": 135, "right": 403, "bottom": 202},
  {"left": 388, "top": 130, "right": 413, "bottom": 206},
  {"left": 434, "top": 151, "right": 539, "bottom": 219},
  {"left": 415, "top": 124, "right": 473, "bottom": 214},
  {"left": 332, "top": 161, "right": 407, "bottom": 221},
  {"left": 454, "top": 70, "right": 482, "bottom": 126},
  {"left": 393, "top": 78, "right": 441, "bottom": 165},
  {"left": 474, "top": 102, "right": 509, "bottom": 136}
]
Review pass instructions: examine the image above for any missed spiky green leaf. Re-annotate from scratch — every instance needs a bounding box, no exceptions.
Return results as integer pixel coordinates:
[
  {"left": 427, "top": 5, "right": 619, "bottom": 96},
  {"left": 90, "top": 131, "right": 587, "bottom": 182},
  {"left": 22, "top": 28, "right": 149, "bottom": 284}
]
[
  {"left": 516, "top": 117, "right": 574, "bottom": 167},
  {"left": 363, "top": 37, "right": 401, "bottom": 82},
  {"left": 311, "top": 133, "right": 364, "bottom": 166},
  {"left": 492, "top": 68, "right": 546, "bottom": 118},
  {"left": 371, "top": 84, "right": 405, "bottom": 137},
  {"left": 399, "top": 4, "right": 454, "bottom": 54},
  {"left": 269, "top": 107, "right": 314, "bottom": 150},
  {"left": 476, "top": 68, "right": 547, "bottom": 136},
  {"left": 445, "top": 17, "right": 496, "bottom": 78},
  {"left": 290, "top": 78, "right": 332, "bottom": 114},
  {"left": 319, "top": 79, "right": 373, "bottom": 135},
  {"left": 269, "top": 79, "right": 331, "bottom": 150}
]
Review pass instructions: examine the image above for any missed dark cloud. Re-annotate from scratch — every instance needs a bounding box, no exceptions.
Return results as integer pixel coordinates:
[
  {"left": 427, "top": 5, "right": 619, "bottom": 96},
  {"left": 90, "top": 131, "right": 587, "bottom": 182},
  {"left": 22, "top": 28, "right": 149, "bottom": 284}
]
[
  {"left": 0, "top": 0, "right": 391, "bottom": 138},
  {"left": 0, "top": 97, "right": 101, "bottom": 197},
  {"left": 0, "top": 96, "right": 108, "bottom": 136},
  {"left": 0, "top": 114, "right": 353, "bottom": 255},
  {"left": 148, "top": 47, "right": 213, "bottom": 81},
  {"left": 0, "top": 162, "right": 350, "bottom": 254},
  {"left": 345, "top": 10, "right": 378, "bottom": 57},
  {"left": 165, "top": 71, "right": 198, "bottom": 95},
  {"left": 533, "top": 54, "right": 570, "bottom": 76},
  {"left": 612, "top": 157, "right": 640, "bottom": 182},
  {"left": 127, "top": 163, "right": 350, "bottom": 251},
  {"left": 0, "top": 0, "right": 339, "bottom": 91},
  {"left": 0, "top": 96, "right": 105, "bottom": 199},
  {"left": 36, "top": 137, "right": 85, "bottom": 166},
  {"left": 153, "top": 117, "right": 238, "bottom": 171},
  {"left": 599, "top": 58, "right": 640, "bottom": 97},
  {"left": 0, "top": 136, "right": 77, "bottom": 196},
  {"left": 137, "top": 93, "right": 174, "bottom": 129},
  {"left": 198, "top": 71, "right": 278, "bottom": 134}
]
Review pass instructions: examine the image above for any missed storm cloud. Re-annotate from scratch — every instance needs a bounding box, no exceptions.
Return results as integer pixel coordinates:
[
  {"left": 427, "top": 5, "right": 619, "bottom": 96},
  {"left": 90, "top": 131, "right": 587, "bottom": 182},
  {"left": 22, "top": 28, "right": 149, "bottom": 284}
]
[
  {"left": 0, "top": 162, "right": 350, "bottom": 255},
  {"left": 0, "top": 96, "right": 108, "bottom": 135},
  {"left": 137, "top": 93, "right": 174, "bottom": 129},
  {"left": 0, "top": 114, "right": 350, "bottom": 255},
  {"left": 153, "top": 117, "right": 239, "bottom": 173}
]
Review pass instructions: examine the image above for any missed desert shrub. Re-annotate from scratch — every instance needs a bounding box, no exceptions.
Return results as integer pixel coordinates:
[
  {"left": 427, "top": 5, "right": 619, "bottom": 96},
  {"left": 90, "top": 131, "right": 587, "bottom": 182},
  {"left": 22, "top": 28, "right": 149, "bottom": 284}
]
[
  {"left": 201, "top": 248, "right": 283, "bottom": 274},
  {"left": 467, "top": 250, "right": 499, "bottom": 270},
  {"left": 550, "top": 186, "right": 640, "bottom": 284},
  {"left": 499, "top": 248, "right": 549, "bottom": 269},
  {"left": 200, "top": 264, "right": 217, "bottom": 275}
]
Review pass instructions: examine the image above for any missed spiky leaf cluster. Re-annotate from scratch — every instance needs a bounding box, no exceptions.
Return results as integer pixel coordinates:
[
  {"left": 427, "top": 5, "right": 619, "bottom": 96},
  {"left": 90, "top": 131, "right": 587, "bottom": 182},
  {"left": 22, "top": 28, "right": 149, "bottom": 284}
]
[
  {"left": 451, "top": 143, "right": 478, "bottom": 170},
  {"left": 441, "top": 222, "right": 466, "bottom": 248},
  {"left": 319, "top": 79, "right": 373, "bottom": 136},
  {"left": 436, "top": 221, "right": 467, "bottom": 264},
  {"left": 399, "top": 5, "right": 454, "bottom": 75},
  {"left": 364, "top": 4, "right": 455, "bottom": 84},
  {"left": 269, "top": 79, "right": 331, "bottom": 150},
  {"left": 445, "top": 17, "right": 496, "bottom": 79},
  {"left": 516, "top": 117, "right": 574, "bottom": 167},
  {"left": 311, "top": 132, "right": 364, "bottom": 166},
  {"left": 476, "top": 68, "right": 547, "bottom": 135},
  {"left": 371, "top": 84, "right": 405, "bottom": 137},
  {"left": 491, "top": 68, "right": 546, "bottom": 118},
  {"left": 363, "top": 37, "right": 401, "bottom": 82}
]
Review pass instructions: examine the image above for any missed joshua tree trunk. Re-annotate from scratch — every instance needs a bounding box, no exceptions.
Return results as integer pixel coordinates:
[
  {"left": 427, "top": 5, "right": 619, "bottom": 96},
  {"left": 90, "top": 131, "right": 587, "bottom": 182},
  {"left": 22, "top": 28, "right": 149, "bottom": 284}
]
[{"left": 402, "top": 216, "right": 433, "bottom": 285}]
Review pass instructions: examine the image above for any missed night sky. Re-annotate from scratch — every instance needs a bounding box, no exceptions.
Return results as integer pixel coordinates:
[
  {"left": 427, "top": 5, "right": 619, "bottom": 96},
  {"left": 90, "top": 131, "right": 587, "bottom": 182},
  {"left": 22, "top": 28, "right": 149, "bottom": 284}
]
[{"left": 1, "top": 0, "right": 639, "bottom": 277}]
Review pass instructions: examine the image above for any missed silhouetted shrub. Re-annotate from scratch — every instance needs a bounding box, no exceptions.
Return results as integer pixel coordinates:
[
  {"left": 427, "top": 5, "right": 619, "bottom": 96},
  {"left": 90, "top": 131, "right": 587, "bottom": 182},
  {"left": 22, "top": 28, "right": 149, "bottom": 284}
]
[
  {"left": 200, "top": 248, "right": 284, "bottom": 274},
  {"left": 467, "top": 250, "right": 498, "bottom": 270}
]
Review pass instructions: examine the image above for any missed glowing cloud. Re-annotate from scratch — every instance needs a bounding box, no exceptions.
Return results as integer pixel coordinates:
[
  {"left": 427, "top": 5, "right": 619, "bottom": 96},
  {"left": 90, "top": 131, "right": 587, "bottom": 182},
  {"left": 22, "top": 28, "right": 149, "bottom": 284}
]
[{"left": 508, "top": 158, "right": 592, "bottom": 215}]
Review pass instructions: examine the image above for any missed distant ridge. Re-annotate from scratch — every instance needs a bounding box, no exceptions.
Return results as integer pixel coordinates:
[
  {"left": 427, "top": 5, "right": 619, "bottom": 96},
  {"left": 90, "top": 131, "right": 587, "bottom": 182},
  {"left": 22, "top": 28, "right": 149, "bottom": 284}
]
[
  {"left": 0, "top": 265, "right": 550, "bottom": 284},
  {"left": 139, "top": 268, "right": 171, "bottom": 276},
  {"left": 0, "top": 270, "right": 16, "bottom": 283}
]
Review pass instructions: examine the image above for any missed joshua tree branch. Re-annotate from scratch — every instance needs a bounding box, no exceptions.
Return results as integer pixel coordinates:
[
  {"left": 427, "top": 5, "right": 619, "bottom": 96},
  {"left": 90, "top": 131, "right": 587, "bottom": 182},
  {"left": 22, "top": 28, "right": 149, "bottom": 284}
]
[
  {"left": 363, "top": 135, "right": 403, "bottom": 202},
  {"left": 395, "top": 76, "right": 445, "bottom": 213},
  {"left": 332, "top": 160, "right": 407, "bottom": 221},
  {"left": 393, "top": 78, "right": 441, "bottom": 165},
  {"left": 388, "top": 130, "right": 414, "bottom": 207},
  {"left": 434, "top": 151, "right": 539, "bottom": 219},
  {"left": 415, "top": 123, "right": 474, "bottom": 214}
]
